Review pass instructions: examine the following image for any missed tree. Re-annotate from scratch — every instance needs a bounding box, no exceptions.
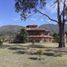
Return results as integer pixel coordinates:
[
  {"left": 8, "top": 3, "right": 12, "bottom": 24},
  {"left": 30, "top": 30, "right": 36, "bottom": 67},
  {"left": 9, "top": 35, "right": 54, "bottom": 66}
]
[
  {"left": 14, "top": 28, "right": 28, "bottom": 43},
  {"left": 65, "top": 32, "right": 67, "bottom": 35},
  {"left": 53, "top": 33, "right": 59, "bottom": 43},
  {"left": 0, "top": 39, "right": 3, "bottom": 47},
  {"left": 15, "top": 0, "right": 67, "bottom": 48}
]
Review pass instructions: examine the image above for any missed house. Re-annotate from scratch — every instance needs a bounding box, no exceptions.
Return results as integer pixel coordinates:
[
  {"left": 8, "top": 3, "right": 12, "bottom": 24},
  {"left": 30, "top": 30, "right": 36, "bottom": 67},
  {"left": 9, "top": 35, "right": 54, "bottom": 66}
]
[{"left": 26, "top": 25, "right": 53, "bottom": 42}]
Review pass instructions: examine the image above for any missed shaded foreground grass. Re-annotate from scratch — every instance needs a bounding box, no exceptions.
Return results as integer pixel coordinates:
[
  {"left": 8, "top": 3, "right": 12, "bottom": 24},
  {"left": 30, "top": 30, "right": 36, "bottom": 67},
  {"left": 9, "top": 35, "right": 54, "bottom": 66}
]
[{"left": 0, "top": 43, "right": 67, "bottom": 67}]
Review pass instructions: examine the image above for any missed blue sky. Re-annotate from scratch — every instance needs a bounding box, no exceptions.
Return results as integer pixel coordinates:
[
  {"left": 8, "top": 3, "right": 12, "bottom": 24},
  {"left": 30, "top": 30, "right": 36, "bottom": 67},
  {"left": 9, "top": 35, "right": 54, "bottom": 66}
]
[{"left": 0, "top": 0, "right": 57, "bottom": 26}]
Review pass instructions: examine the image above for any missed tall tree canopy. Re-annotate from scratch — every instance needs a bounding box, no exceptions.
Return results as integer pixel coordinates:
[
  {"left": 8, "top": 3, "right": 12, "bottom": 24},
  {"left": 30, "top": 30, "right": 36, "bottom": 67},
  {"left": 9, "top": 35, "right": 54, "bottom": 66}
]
[
  {"left": 15, "top": 0, "right": 46, "bottom": 19},
  {"left": 15, "top": 0, "right": 67, "bottom": 48}
]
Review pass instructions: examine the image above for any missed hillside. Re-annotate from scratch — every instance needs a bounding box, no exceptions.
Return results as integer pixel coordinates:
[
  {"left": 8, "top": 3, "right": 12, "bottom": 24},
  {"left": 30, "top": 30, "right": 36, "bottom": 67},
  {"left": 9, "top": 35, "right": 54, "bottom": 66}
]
[
  {"left": 0, "top": 25, "right": 23, "bottom": 41},
  {"left": 0, "top": 24, "right": 67, "bottom": 42},
  {"left": 0, "top": 25, "right": 23, "bottom": 34},
  {"left": 40, "top": 24, "right": 67, "bottom": 34},
  {"left": 0, "top": 24, "right": 67, "bottom": 35}
]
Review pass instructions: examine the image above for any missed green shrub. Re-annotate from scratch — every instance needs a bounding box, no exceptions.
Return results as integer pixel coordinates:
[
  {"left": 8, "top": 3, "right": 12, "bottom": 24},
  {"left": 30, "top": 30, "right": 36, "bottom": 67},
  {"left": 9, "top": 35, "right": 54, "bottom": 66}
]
[
  {"left": 37, "top": 49, "right": 43, "bottom": 60},
  {"left": 53, "top": 33, "right": 59, "bottom": 43},
  {"left": 14, "top": 28, "right": 28, "bottom": 43},
  {"left": 0, "top": 40, "right": 3, "bottom": 47}
]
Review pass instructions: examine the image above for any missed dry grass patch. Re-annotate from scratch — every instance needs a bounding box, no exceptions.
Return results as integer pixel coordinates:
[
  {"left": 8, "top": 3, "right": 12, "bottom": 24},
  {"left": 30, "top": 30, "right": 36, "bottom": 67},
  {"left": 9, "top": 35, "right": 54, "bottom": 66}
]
[{"left": 0, "top": 43, "right": 67, "bottom": 67}]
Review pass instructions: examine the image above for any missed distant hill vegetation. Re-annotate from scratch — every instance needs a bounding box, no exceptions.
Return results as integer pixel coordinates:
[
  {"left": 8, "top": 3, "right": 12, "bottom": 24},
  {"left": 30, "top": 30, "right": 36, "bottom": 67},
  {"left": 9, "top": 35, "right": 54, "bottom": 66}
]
[
  {"left": 0, "top": 24, "right": 67, "bottom": 36},
  {"left": 0, "top": 24, "right": 67, "bottom": 35},
  {"left": 0, "top": 24, "right": 67, "bottom": 42},
  {"left": 0, "top": 25, "right": 23, "bottom": 42},
  {"left": 0, "top": 25, "right": 23, "bottom": 35},
  {"left": 39, "top": 24, "right": 67, "bottom": 34},
  {"left": 0, "top": 25, "right": 22, "bottom": 31}
]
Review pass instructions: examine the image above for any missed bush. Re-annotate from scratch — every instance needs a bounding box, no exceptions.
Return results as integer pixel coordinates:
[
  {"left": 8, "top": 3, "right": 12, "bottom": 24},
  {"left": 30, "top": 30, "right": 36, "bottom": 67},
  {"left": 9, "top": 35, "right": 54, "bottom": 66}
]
[
  {"left": 53, "top": 33, "right": 59, "bottom": 43},
  {"left": 37, "top": 49, "right": 43, "bottom": 60},
  {"left": 13, "top": 28, "right": 28, "bottom": 43},
  {"left": 0, "top": 40, "right": 3, "bottom": 47}
]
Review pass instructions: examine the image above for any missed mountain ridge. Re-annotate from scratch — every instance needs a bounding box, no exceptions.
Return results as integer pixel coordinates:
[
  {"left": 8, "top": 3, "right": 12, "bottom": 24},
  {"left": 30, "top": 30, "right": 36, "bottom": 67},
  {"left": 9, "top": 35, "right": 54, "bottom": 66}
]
[
  {"left": 39, "top": 24, "right": 67, "bottom": 34},
  {"left": 0, "top": 24, "right": 67, "bottom": 41}
]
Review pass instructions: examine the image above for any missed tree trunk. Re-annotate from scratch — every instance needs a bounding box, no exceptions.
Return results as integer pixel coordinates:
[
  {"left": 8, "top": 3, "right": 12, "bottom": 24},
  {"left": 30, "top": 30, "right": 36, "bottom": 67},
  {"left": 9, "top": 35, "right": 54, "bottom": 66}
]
[{"left": 58, "top": 23, "right": 65, "bottom": 48}]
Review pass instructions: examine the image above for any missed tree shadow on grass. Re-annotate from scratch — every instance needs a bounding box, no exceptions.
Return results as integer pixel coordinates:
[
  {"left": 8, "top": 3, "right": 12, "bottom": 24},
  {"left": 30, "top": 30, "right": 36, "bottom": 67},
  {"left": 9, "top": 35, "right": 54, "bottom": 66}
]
[
  {"left": 44, "top": 47, "right": 67, "bottom": 57},
  {"left": 0, "top": 44, "right": 11, "bottom": 49},
  {"left": 8, "top": 45, "right": 28, "bottom": 51},
  {"left": 14, "top": 50, "right": 26, "bottom": 54},
  {"left": 27, "top": 51, "right": 62, "bottom": 57},
  {"left": 0, "top": 43, "right": 27, "bottom": 49},
  {"left": 8, "top": 47, "right": 25, "bottom": 50},
  {"left": 0, "top": 44, "right": 18, "bottom": 49},
  {"left": 28, "top": 44, "right": 45, "bottom": 48},
  {"left": 29, "top": 57, "right": 38, "bottom": 60},
  {"left": 43, "top": 52, "right": 62, "bottom": 57}
]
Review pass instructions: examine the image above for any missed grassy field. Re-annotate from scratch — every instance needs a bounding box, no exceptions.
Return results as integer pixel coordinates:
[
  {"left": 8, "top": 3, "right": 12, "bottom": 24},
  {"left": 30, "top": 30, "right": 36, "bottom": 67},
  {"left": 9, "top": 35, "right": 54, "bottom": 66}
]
[{"left": 0, "top": 42, "right": 67, "bottom": 67}]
